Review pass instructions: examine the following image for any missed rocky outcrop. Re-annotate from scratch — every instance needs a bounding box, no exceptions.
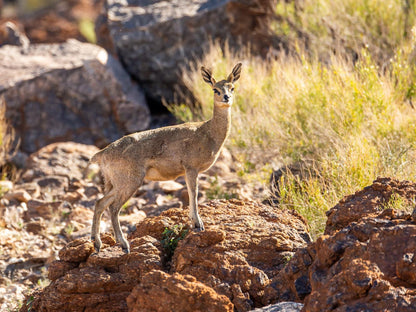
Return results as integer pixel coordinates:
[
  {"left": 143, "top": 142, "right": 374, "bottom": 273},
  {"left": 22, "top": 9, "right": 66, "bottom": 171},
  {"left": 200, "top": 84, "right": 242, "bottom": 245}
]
[
  {"left": 96, "top": 0, "right": 279, "bottom": 103},
  {"left": 304, "top": 211, "right": 416, "bottom": 311},
  {"left": 0, "top": 39, "right": 150, "bottom": 153},
  {"left": 168, "top": 199, "right": 310, "bottom": 309},
  {"left": 28, "top": 235, "right": 163, "bottom": 312},
  {"left": 24, "top": 198, "right": 310, "bottom": 312},
  {"left": 325, "top": 177, "right": 416, "bottom": 235},
  {"left": 264, "top": 177, "right": 416, "bottom": 311}
]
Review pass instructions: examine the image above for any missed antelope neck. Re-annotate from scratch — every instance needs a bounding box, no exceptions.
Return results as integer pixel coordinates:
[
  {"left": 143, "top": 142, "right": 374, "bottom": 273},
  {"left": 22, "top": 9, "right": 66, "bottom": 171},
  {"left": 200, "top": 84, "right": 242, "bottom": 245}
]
[{"left": 208, "top": 102, "right": 231, "bottom": 145}]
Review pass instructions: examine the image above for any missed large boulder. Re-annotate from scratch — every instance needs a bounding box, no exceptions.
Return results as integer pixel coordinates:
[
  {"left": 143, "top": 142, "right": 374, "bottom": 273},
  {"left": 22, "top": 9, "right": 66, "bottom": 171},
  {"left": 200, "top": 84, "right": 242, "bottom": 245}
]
[
  {"left": 264, "top": 177, "right": 416, "bottom": 311},
  {"left": 96, "top": 0, "right": 279, "bottom": 103},
  {"left": 0, "top": 39, "right": 150, "bottom": 154}
]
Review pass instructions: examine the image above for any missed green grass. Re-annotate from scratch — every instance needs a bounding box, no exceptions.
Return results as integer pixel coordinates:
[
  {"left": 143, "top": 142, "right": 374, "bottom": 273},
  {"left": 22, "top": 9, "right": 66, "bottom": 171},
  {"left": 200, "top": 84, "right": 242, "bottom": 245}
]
[{"left": 169, "top": 27, "right": 416, "bottom": 238}]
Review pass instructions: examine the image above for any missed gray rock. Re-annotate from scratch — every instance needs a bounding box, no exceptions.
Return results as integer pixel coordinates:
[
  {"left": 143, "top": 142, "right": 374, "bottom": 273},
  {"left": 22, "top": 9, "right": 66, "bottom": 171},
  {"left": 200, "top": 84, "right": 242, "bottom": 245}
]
[
  {"left": 97, "top": 0, "right": 278, "bottom": 103},
  {"left": 0, "top": 39, "right": 150, "bottom": 153},
  {"left": 250, "top": 302, "right": 304, "bottom": 312},
  {"left": 20, "top": 142, "right": 99, "bottom": 182}
]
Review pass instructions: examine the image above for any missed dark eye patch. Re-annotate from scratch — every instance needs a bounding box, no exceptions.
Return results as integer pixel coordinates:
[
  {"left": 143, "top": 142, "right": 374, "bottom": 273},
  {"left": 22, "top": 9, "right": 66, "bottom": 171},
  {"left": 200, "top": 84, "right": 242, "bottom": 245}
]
[{"left": 214, "top": 89, "right": 221, "bottom": 95}]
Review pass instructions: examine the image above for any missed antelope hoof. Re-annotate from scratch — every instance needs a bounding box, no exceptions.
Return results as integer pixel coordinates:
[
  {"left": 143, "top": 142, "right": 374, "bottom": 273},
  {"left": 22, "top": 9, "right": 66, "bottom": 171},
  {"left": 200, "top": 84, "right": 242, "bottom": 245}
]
[
  {"left": 194, "top": 221, "right": 205, "bottom": 232},
  {"left": 120, "top": 240, "right": 130, "bottom": 254},
  {"left": 122, "top": 246, "right": 130, "bottom": 254},
  {"left": 93, "top": 237, "right": 102, "bottom": 253}
]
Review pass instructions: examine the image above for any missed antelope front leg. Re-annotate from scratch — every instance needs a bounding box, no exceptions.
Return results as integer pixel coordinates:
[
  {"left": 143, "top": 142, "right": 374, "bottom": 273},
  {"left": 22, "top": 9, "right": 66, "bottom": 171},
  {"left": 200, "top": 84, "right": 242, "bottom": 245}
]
[{"left": 185, "top": 168, "right": 204, "bottom": 231}]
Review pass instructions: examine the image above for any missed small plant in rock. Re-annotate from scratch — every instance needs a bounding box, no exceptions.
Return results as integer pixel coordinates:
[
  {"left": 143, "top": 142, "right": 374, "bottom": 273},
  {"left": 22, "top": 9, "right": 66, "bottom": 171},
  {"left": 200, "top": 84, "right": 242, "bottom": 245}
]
[{"left": 161, "top": 224, "right": 189, "bottom": 261}]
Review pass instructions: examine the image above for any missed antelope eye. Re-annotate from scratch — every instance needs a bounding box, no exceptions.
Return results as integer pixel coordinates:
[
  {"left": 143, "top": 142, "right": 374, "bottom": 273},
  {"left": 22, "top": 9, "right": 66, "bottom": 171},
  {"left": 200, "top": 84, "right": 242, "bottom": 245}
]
[
  {"left": 231, "top": 87, "right": 235, "bottom": 92},
  {"left": 214, "top": 89, "right": 220, "bottom": 95}
]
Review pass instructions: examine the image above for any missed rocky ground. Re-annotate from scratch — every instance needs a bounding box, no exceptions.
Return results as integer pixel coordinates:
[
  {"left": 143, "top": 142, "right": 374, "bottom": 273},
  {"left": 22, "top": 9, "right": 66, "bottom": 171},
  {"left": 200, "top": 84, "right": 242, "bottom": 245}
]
[
  {"left": 1, "top": 142, "right": 416, "bottom": 311},
  {"left": 0, "top": 141, "right": 262, "bottom": 311}
]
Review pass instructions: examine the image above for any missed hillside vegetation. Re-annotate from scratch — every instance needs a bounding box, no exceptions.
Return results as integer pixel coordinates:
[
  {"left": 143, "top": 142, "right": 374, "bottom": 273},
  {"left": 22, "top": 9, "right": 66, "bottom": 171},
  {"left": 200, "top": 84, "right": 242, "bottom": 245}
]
[{"left": 170, "top": 0, "right": 416, "bottom": 238}]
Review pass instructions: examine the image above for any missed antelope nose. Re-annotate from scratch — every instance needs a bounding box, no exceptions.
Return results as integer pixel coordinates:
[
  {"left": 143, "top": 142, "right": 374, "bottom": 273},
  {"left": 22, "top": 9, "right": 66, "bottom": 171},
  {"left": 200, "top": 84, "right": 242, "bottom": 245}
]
[{"left": 223, "top": 94, "right": 229, "bottom": 102}]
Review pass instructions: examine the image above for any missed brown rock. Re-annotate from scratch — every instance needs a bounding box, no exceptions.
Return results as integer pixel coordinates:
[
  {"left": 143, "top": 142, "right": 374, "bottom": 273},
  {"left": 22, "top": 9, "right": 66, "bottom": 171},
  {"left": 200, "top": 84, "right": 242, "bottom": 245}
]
[
  {"left": 58, "top": 237, "right": 95, "bottom": 262},
  {"left": 48, "top": 261, "right": 79, "bottom": 281},
  {"left": 17, "top": 0, "right": 99, "bottom": 44},
  {"left": 25, "top": 220, "right": 46, "bottom": 235},
  {"left": 0, "top": 180, "right": 13, "bottom": 192},
  {"left": 31, "top": 267, "right": 132, "bottom": 312},
  {"left": 3, "top": 190, "right": 31, "bottom": 203},
  {"left": 27, "top": 199, "right": 309, "bottom": 312},
  {"left": 68, "top": 207, "right": 94, "bottom": 226},
  {"left": 24, "top": 200, "right": 63, "bottom": 221},
  {"left": 84, "top": 185, "right": 100, "bottom": 198},
  {"left": 29, "top": 235, "right": 163, "bottom": 312},
  {"left": 35, "top": 175, "right": 69, "bottom": 197},
  {"left": 325, "top": 177, "right": 416, "bottom": 235},
  {"left": 303, "top": 217, "right": 416, "bottom": 311},
  {"left": 127, "top": 270, "right": 234, "bottom": 312},
  {"left": 130, "top": 207, "right": 186, "bottom": 241},
  {"left": 263, "top": 246, "right": 314, "bottom": 304},
  {"left": 396, "top": 253, "right": 416, "bottom": 284},
  {"left": 14, "top": 182, "right": 40, "bottom": 198},
  {"left": 206, "top": 148, "right": 234, "bottom": 176}
]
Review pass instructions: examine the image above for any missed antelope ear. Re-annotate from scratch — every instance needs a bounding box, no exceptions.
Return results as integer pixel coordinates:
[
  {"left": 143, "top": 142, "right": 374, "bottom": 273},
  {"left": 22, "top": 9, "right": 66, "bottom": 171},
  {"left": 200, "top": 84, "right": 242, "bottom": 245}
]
[
  {"left": 227, "top": 62, "right": 242, "bottom": 83},
  {"left": 201, "top": 66, "right": 216, "bottom": 86}
]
